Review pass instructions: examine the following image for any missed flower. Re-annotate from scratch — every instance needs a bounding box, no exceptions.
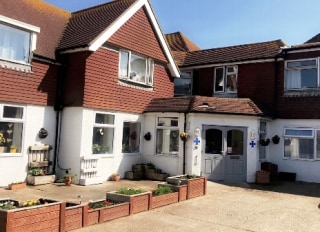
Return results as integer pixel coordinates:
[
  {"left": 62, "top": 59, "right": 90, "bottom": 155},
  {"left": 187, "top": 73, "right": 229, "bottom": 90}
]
[
  {"left": 0, "top": 133, "right": 6, "bottom": 146},
  {"left": 179, "top": 132, "right": 190, "bottom": 141}
]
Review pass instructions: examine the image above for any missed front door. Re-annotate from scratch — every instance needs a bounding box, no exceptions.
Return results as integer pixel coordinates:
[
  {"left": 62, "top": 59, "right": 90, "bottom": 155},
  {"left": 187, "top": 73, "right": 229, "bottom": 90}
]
[{"left": 202, "top": 126, "right": 247, "bottom": 181}]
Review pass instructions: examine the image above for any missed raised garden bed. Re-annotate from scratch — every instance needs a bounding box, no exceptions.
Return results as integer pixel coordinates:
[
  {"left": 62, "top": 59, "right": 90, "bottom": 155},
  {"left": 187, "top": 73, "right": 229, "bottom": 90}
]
[
  {"left": 82, "top": 199, "right": 130, "bottom": 226},
  {"left": 106, "top": 189, "right": 151, "bottom": 214},
  {"left": 60, "top": 202, "right": 85, "bottom": 232},
  {"left": 158, "top": 183, "right": 188, "bottom": 202},
  {"left": 0, "top": 198, "right": 62, "bottom": 232},
  {"left": 166, "top": 175, "right": 207, "bottom": 199},
  {"left": 150, "top": 192, "right": 179, "bottom": 209}
]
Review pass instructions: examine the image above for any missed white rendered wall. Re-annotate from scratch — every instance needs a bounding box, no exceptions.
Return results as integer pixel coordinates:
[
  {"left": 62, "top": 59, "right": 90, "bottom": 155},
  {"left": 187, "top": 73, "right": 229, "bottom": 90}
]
[
  {"left": 58, "top": 107, "right": 142, "bottom": 182},
  {"left": 269, "top": 119, "right": 320, "bottom": 183},
  {"left": 0, "top": 105, "right": 56, "bottom": 187},
  {"left": 142, "top": 112, "right": 261, "bottom": 182}
]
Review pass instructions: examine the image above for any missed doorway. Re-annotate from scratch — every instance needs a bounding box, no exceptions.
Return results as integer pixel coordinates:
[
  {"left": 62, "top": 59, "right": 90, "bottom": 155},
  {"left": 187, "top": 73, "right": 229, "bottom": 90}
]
[{"left": 202, "top": 125, "right": 247, "bottom": 181}]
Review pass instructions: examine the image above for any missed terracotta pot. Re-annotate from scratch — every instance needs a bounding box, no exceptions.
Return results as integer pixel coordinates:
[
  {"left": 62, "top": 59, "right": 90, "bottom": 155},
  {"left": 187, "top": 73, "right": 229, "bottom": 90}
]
[
  {"left": 64, "top": 177, "right": 72, "bottom": 186},
  {"left": 112, "top": 174, "right": 120, "bottom": 181}
]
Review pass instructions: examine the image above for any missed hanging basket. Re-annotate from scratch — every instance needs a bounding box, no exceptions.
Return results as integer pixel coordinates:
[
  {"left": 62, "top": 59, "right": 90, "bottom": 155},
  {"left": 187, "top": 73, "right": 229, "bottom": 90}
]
[
  {"left": 259, "top": 138, "right": 270, "bottom": 146},
  {"left": 179, "top": 132, "right": 190, "bottom": 141}
]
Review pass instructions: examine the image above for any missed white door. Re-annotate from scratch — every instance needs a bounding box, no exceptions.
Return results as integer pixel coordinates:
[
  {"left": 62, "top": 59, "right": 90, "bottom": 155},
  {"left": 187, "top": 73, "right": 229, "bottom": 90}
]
[{"left": 202, "top": 126, "right": 246, "bottom": 181}]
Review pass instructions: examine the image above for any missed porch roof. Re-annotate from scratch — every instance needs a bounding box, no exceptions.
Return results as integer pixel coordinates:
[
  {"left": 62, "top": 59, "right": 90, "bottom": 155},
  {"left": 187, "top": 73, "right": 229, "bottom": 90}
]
[{"left": 144, "top": 96, "right": 263, "bottom": 116}]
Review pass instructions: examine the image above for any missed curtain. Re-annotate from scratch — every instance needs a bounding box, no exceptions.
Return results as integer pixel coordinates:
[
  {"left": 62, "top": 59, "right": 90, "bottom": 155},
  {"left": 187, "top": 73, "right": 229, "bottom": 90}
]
[{"left": 285, "top": 70, "right": 301, "bottom": 89}]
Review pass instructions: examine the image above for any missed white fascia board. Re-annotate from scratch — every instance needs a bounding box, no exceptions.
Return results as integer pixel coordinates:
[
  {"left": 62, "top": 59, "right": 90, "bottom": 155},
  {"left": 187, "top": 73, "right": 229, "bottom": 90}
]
[
  {"left": 88, "top": 0, "right": 180, "bottom": 78},
  {"left": 0, "top": 15, "right": 40, "bottom": 33}
]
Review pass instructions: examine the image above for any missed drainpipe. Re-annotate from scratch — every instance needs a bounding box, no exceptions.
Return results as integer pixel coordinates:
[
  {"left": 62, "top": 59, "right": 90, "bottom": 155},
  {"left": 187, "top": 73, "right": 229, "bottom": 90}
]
[
  {"left": 273, "top": 50, "right": 284, "bottom": 118},
  {"left": 183, "top": 112, "right": 187, "bottom": 174},
  {"left": 52, "top": 55, "right": 67, "bottom": 174}
]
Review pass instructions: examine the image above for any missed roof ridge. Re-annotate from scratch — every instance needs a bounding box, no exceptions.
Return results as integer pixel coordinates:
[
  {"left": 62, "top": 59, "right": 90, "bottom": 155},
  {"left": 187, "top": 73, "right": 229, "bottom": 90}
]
[{"left": 71, "top": 0, "right": 137, "bottom": 14}]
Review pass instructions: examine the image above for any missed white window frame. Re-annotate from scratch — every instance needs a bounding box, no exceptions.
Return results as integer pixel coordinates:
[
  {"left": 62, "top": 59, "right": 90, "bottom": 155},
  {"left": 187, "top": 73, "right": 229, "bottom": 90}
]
[
  {"left": 92, "top": 112, "right": 115, "bottom": 155},
  {"left": 214, "top": 65, "right": 238, "bottom": 94},
  {"left": 258, "top": 121, "right": 268, "bottom": 160},
  {"left": 0, "top": 15, "right": 40, "bottom": 70},
  {"left": 0, "top": 103, "right": 25, "bottom": 155},
  {"left": 283, "top": 128, "right": 316, "bottom": 160},
  {"left": 284, "top": 58, "right": 319, "bottom": 90},
  {"left": 121, "top": 121, "right": 141, "bottom": 154},
  {"left": 119, "top": 50, "right": 154, "bottom": 86},
  {"left": 156, "top": 117, "right": 179, "bottom": 155}
]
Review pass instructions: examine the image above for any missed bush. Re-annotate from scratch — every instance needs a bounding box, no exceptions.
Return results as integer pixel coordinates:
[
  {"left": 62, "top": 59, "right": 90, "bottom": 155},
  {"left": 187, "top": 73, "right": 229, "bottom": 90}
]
[
  {"left": 152, "top": 186, "right": 173, "bottom": 196},
  {"left": 116, "top": 188, "right": 146, "bottom": 195}
]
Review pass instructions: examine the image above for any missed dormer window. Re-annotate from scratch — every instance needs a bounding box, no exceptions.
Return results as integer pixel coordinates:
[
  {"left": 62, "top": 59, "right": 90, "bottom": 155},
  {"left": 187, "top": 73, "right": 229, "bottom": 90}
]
[
  {"left": 214, "top": 66, "right": 237, "bottom": 94},
  {"left": 0, "top": 15, "right": 40, "bottom": 70},
  {"left": 119, "top": 50, "right": 154, "bottom": 86}
]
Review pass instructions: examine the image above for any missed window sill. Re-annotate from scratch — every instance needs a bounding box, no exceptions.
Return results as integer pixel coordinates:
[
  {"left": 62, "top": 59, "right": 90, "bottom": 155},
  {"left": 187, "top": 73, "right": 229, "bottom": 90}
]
[
  {"left": 155, "top": 153, "right": 178, "bottom": 157},
  {"left": 118, "top": 79, "right": 154, "bottom": 91},
  {"left": 284, "top": 89, "right": 320, "bottom": 97},
  {"left": 0, "top": 153, "right": 22, "bottom": 157},
  {"left": 0, "top": 59, "right": 32, "bottom": 72}
]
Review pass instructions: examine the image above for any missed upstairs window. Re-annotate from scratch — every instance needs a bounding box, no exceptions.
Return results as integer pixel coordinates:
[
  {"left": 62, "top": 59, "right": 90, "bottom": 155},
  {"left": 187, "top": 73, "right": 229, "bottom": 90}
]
[
  {"left": 214, "top": 66, "right": 237, "bottom": 93},
  {"left": 285, "top": 59, "right": 318, "bottom": 90},
  {"left": 174, "top": 71, "right": 192, "bottom": 96},
  {"left": 0, "top": 15, "right": 40, "bottom": 67},
  {"left": 119, "top": 50, "right": 154, "bottom": 86}
]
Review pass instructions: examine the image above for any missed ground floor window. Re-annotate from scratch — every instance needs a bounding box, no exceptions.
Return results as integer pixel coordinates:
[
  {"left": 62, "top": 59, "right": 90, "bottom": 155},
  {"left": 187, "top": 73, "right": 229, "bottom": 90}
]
[
  {"left": 122, "top": 122, "right": 141, "bottom": 153},
  {"left": 156, "top": 117, "right": 179, "bottom": 155},
  {"left": 0, "top": 104, "right": 24, "bottom": 153},
  {"left": 92, "top": 113, "right": 114, "bottom": 154},
  {"left": 284, "top": 128, "right": 319, "bottom": 160}
]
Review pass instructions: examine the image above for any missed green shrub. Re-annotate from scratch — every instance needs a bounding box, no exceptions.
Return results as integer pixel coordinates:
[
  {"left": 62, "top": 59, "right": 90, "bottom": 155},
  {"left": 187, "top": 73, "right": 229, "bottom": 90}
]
[
  {"left": 116, "top": 188, "right": 146, "bottom": 195},
  {"left": 152, "top": 186, "right": 173, "bottom": 196}
]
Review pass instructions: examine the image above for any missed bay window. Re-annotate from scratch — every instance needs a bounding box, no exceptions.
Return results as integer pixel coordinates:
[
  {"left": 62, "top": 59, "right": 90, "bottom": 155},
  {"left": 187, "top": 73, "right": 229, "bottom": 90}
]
[
  {"left": 156, "top": 117, "right": 179, "bottom": 155},
  {"left": 0, "top": 104, "right": 24, "bottom": 154},
  {"left": 92, "top": 113, "right": 114, "bottom": 154},
  {"left": 119, "top": 50, "right": 154, "bottom": 86},
  {"left": 285, "top": 59, "right": 318, "bottom": 90},
  {"left": 122, "top": 122, "right": 141, "bottom": 153}
]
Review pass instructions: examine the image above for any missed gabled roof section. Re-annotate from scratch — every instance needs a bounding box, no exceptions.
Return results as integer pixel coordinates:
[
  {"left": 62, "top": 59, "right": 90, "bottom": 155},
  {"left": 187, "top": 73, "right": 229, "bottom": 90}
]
[
  {"left": 305, "top": 33, "right": 320, "bottom": 44},
  {"left": 0, "top": 0, "right": 70, "bottom": 60},
  {"left": 58, "top": 0, "right": 179, "bottom": 77},
  {"left": 165, "top": 32, "right": 201, "bottom": 52},
  {"left": 179, "top": 40, "right": 286, "bottom": 67},
  {"left": 144, "top": 96, "right": 263, "bottom": 116}
]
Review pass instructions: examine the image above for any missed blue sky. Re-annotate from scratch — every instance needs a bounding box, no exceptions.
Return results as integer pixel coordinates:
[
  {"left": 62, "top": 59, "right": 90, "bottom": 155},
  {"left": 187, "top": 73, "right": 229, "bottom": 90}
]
[{"left": 44, "top": 0, "right": 320, "bottom": 49}]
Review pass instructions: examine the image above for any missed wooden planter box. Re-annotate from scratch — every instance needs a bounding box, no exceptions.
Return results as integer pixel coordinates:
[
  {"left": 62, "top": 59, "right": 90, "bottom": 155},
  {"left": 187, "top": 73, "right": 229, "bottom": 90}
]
[
  {"left": 83, "top": 201, "right": 130, "bottom": 226},
  {"left": 0, "top": 198, "right": 62, "bottom": 232},
  {"left": 106, "top": 191, "right": 151, "bottom": 215},
  {"left": 145, "top": 168, "right": 169, "bottom": 181},
  {"left": 8, "top": 182, "right": 26, "bottom": 190},
  {"left": 150, "top": 192, "right": 179, "bottom": 209},
  {"left": 256, "top": 171, "right": 270, "bottom": 184},
  {"left": 166, "top": 175, "right": 207, "bottom": 199},
  {"left": 26, "top": 175, "right": 56, "bottom": 186},
  {"left": 60, "top": 202, "right": 85, "bottom": 232},
  {"left": 158, "top": 183, "right": 188, "bottom": 202}
]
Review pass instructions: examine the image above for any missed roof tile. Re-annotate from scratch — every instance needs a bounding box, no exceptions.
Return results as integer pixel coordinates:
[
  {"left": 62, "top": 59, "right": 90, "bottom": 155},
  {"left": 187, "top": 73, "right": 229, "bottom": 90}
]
[{"left": 144, "top": 96, "right": 263, "bottom": 116}]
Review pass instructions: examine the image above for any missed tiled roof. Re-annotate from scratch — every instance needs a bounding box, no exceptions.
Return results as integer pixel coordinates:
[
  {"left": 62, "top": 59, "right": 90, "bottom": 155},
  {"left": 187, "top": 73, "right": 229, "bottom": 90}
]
[
  {"left": 165, "top": 32, "right": 200, "bottom": 52},
  {"left": 0, "top": 0, "right": 70, "bottom": 60},
  {"left": 144, "top": 96, "right": 263, "bottom": 116},
  {"left": 179, "top": 40, "right": 286, "bottom": 67},
  {"left": 305, "top": 33, "right": 320, "bottom": 43},
  {"left": 58, "top": 0, "right": 137, "bottom": 51}
]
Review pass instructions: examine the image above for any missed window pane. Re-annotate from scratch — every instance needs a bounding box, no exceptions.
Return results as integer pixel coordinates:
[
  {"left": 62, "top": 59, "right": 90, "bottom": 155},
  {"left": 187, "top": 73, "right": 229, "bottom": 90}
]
[
  {"left": 205, "top": 129, "right": 222, "bottom": 154},
  {"left": 130, "top": 54, "right": 146, "bottom": 83},
  {"left": 147, "top": 59, "right": 154, "bottom": 84},
  {"left": 156, "top": 129, "right": 179, "bottom": 154},
  {"left": 119, "top": 51, "right": 129, "bottom": 77},
  {"left": 3, "top": 106, "right": 24, "bottom": 119},
  {"left": 0, "top": 122, "right": 22, "bottom": 153},
  {"left": 287, "top": 60, "right": 316, "bottom": 68},
  {"left": 226, "top": 74, "right": 237, "bottom": 92},
  {"left": 214, "top": 68, "right": 224, "bottom": 92},
  {"left": 285, "top": 129, "right": 313, "bottom": 137},
  {"left": 157, "top": 117, "right": 178, "bottom": 127},
  {"left": 284, "top": 138, "right": 314, "bottom": 159},
  {"left": 174, "top": 78, "right": 192, "bottom": 95},
  {"left": 122, "top": 122, "right": 140, "bottom": 153},
  {"left": 227, "top": 129, "right": 243, "bottom": 155},
  {"left": 301, "top": 68, "right": 317, "bottom": 88},
  {"left": 92, "top": 127, "right": 113, "bottom": 154},
  {"left": 95, "top": 113, "right": 114, "bottom": 124},
  {"left": 0, "top": 24, "right": 30, "bottom": 63}
]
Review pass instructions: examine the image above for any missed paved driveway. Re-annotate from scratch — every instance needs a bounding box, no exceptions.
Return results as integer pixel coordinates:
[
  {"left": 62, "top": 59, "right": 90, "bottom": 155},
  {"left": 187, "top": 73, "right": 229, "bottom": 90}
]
[
  {"left": 75, "top": 181, "right": 320, "bottom": 232},
  {"left": 1, "top": 180, "right": 320, "bottom": 231}
]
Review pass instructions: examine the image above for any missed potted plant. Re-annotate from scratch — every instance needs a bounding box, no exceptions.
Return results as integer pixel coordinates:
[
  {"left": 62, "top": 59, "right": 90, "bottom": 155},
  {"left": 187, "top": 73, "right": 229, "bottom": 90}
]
[
  {"left": 111, "top": 173, "right": 120, "bottom": 181},
  {"left": 92, "top": 144, "right": 108, "bottom": 154},
  {"left": 259, "top": 137, "right": 270, "bottom": 146},
  {"left": 62, "top": 169, "right": 77, "bottom": 186},
  {"left": 28, "top": 167, "right": 44, "bottom": 176},
  {"left": 0, "top": 132, "right": 7, "bottom": 153},
  {"left": 10, "top": 145, "right": 17, "bottom": 153}
]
